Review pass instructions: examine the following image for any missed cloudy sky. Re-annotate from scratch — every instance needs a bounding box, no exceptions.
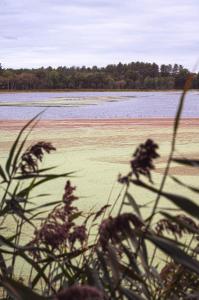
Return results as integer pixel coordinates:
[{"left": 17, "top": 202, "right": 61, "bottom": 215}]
[{"left": 0, "top": 0, "right": 199, "bottom": 69}]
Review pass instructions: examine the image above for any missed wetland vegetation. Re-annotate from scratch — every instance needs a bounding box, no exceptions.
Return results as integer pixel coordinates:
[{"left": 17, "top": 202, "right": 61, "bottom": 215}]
[{"left": 1, "top": 78, "right": 199, "bottom": 299}]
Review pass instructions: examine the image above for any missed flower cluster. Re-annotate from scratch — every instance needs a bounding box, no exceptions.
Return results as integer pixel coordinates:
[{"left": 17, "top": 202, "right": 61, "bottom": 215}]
[
  {"left": 99, "top": 213, "right": 143, "bottom": 250},
  {"left": 63, "top": 180, "right": 78, "bottom": 212},
  {"left": 131, "top": 139, "right": 159, "bottom": 182},
  {"left": 57, "top": 285, "right": 104, "bottom": 300},
  {"left": 118, "top": 139, "right": 159, "bottom": 184},
  {"left": 28, "top": 181, "right": 87, "bottom": 258},
  {"left": 68, "top": 225, "right": 87, "bottom": 246},
  {"left": 32, "top": 206, "right": 74, "bottom": 251},
  {"left": 20, "top": 141, "right": 56, "bottom": 174},
  {"left": 160, "top": 262, "right": 199, "bottom": 298},
  {"left": 155, "top": 214, "right": 199, "bottom": 237}
]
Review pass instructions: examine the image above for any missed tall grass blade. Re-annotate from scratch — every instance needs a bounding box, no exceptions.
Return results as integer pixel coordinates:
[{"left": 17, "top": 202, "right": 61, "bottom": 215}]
[
  {"left": 173, "top": 158, "right": 199, "bottom": 167},
  {"left": 0, "top": 165, "right": 7, "bottom": 182},
  {"left": 146, "top": 233, "right": 199, "bottom": 275},
  {"left": 17, "top": 171, "right": 74, "bottom": 197},
  {"left": 1, "top": 277, "right": 51, "bottom": 300},
  {"left": 5, "top": 111, "right": 44, "bottom": 177},
  {"left": 85, "top": 265, "right": 103, "bottom": 291},
  {"left": 126, "top": 192, "right": 142, "bottom": 218},
  {"left": 119, "top": 287, "right": 146, "bottom": 300},
  {"left": 132, "top": 180, "right": 199, "bottom": 220},
  {"left": 171, "top": 176, "right": 199, "bottom": 194}
]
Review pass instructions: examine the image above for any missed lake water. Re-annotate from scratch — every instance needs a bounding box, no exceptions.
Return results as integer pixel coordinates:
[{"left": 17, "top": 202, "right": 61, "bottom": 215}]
[{"left": 0, "top": 91, "right": 198, "bottom": 119}]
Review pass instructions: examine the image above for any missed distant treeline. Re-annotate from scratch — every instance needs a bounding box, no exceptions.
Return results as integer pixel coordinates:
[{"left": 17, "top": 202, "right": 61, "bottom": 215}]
[{"left": 0, "top": 61, "right": 198, "bottom": 90}]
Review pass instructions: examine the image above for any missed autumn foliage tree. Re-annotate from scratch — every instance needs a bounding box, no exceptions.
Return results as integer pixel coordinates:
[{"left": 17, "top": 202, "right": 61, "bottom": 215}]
[{"left": 0, "top": 61, "right": 198, "bottom": 90}]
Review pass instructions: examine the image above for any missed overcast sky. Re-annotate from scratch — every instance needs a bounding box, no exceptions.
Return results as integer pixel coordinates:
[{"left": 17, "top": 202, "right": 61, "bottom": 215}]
[{"left": 0, "top": 0, "right": 199, "bottom": 69}]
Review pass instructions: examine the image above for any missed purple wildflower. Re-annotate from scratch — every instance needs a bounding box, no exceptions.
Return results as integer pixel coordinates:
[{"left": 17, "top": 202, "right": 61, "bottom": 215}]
[
  {"left": 68, "top": 225, "right": 87, "bottom": 246},
  {"left": 20, "top": 141, "right": 56, "bottom": 173},
  {"left": 155, "top": 214, "right": 199, "bottom": 237},
  {"left": 118, "top": 139, "right": 159, "bottom": 184},
  {"left": 99, "top": 213, "right": 144, "bottom": 249},
  {"left": 28, "top": 180, "right": 81, "bottom": 254},
  {"left": 131, "top": 139, "right": 159, "bottom": 183}
]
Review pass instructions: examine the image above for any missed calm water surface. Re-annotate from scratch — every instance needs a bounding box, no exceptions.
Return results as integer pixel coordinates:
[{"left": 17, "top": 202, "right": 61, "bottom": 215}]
[{"left": 0, "top": 91, "right": 198, "bottom": 119}]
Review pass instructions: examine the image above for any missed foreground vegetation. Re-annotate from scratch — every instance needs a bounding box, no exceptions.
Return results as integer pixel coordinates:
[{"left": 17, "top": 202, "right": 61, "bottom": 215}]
[
  {"left": 0, "top": 76, "right": 199, "bottom": 299},
  {"left": 0, "top": 61, "right": 198, "bottom": 90}
]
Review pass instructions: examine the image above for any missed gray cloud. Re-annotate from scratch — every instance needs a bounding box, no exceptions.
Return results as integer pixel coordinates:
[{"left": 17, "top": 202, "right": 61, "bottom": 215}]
[{"left": 0, "top": 0, "right": 198, "bottom": 70}]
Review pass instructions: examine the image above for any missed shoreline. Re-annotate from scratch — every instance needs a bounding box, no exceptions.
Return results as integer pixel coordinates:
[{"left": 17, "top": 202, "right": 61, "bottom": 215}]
[
  {"left": 1, "top": 118, "right": 199, "bottom": 130},
  {"left": 0, "top": 89, "right": 199, "bottom": 94}
]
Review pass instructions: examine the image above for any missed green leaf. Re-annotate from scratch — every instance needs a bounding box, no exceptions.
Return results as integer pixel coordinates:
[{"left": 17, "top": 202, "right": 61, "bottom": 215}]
[
  {"left": 119, "top": 287, "right": 146, "bottom": 300},
  {"left": 17, "top": 251, "right": 55, "bottom": 293},
  {"left": 39, "top": 246, "right": 92, "bottom": 264},
  {"left": 1, "top": 277, "right": 52, "bottom": 300},
  {"left": 0, "top": 236, "right": 55, "bottom": 292},
  {"left": 29, "top": 193, "right": 51, "bottom": 199},
  {"left": 0, "top": 165, "right": 7, "bottom": 182},
  {"left": 12, "top": 129, "right": 33, "bottom": 176},
  {"left": 0, "top": 252, "right": 7, "bottom": 275},
  {"left": 17, "top": 171, "right": 74, "bottom": 197},
  {"left": 118, "top": 263, "right": 145, "bottom": 284},
  {"left": 31, "top": 262, "right": 50, "bottom": 289},
  {"left": 160, "top": 192, "right": 199, "bottom": 220},
  {"left": 13, "top": 172, "right": 65, "bottom": 180},
  {"left": 132, "top": 180, "right": 199, "bottom": 220},
  {"left": 146, "top": 233, "right": 199, "bottom": 275},
  {"left": 85, "top": 265, "right": 103, "bottom": 291},
  {"left": 121, "top": 244, "right": 141, "bottom": 275},
  {"left": 36, "top": 166, "right": 57, "bottom": 173},
  {"left": 5, "top": 111, "right": 44, "bottom": 177},
  {"left": 173, "top": 158, "right": 199, "bottom": 168},
  {"left": 69, "top": 211, "right": 82, "bottom": 221},
  {"left": 15, "top": 209, "right": 36, "bottom": 228},
  {"left": 126, "top": 193, "right": 141, "bottom": 218},
  {"left": 171, "top": 176, "right": 199, "bottom": 194},
  {"left": 107, "top": 245, "right": 120, "bottom": 284},
  {"left": 96, "top": 249, "right": 112, "bottom": 287},
  {"left": 173, "top": 74, "right": 193, "bottom": 144},
  {"left": 26, "top": 200, "right": 61, "bottom": 213}
]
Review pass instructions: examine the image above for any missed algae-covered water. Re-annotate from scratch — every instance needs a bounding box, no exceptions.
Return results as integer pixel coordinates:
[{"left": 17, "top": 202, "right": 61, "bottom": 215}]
[
  {"left": 0, "top": 91, "right": 198, "bottom": 233},
  {"left": 0, "top": 90, "right": 199, "bottom": 119},
  {"left": 1, "top": 91, "right": 199, "bottom": 278}
]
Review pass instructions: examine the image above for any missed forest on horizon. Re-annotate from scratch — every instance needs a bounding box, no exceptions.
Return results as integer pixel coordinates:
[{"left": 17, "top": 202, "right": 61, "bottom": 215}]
[{"left": 0, "top": 61, "right": 199, "bottom": 91}]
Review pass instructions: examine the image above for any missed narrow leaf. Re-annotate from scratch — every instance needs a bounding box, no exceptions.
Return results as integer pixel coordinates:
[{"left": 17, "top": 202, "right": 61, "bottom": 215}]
[
  {"left": 0, "top": 165, "right": 7, "bottom": 182},
  {"left": 171, "top": 176, "right": 199, "bottom": 194},
  {"left": 17, "top": 171, "right": 74, "bottom": 197},
  {"left": 146, "top": 233, "right": 199, "bottom": 275},
  {"left": 85, "top": 265, "right": 103, "bottom": 291},
  {"left": 173, "top": 158, "right": 199, "bottom": 168},
  {"left": 132, "top": 180, "right": 199, "bottom": 220},
  {"left": 126, "top": 192, "right": 141, "bottom": 218},
  {"left": 1, "top": 277, "right": 50, "bottom": 300},
  {"left": 119, "top": 287, "right": 146, "bottom": 300},
  {"left": 5, "top": 111, "right": 44, "bottom": 177}
]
